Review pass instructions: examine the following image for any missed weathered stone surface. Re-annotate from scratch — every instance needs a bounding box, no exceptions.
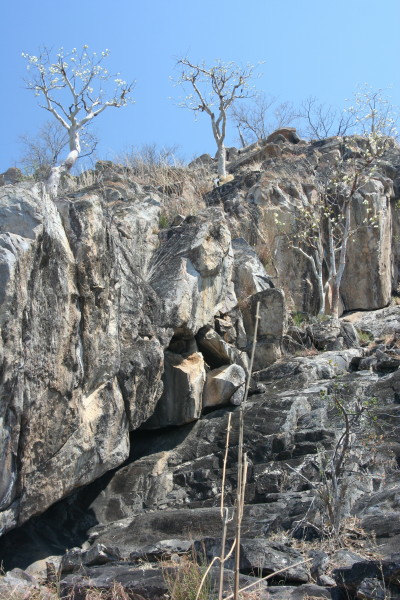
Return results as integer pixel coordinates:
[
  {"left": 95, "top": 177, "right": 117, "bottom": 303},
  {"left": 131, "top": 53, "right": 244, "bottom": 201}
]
[
  {"left": 0, "top": 185, "right": 130, "bottom": 528},
  {"left": 340, "top": 179, "right": 393, "bottom": 311},
  {"left": 60, "top": 564, "right": 164, "bottom": 600},
  {"left": 1, "top": 134, "right": 400, "bottom": 582},
  {"left": 267, "top": 128, "right": 301, "bottom": 144},
  {"left": 333, "top": 555, "right": 400, "bottom": 593},
  {"left": 144, "top": 351, "right": 206, "bottom": 428},
  {"left": 60, "top": 543, "right": 121, "bottom": 573},
  {"left": 129, "top": 539, "right": 192, "bottom": 562},
  {"left": 196, "top": 324, "right": 250, "bottom": 371},
  {"left": 61, "top": 349, "right": 392, "bottom": 540},
  {"left": 356, "top": 578, "right": 387, "bottom": 600},
  {"left": 193, "top": 537, "right": 310, "bottom": 582},
  {"left": 232, "top": 236, "right": 274, "bottom": 297},
  {"left": 343, "top": 306, "right": 400, "bottom": 339},
  {"left": 60, "top": 564, "right": 276, "bottom": 600},
  {"left": 307, "top": 317, "right": 359, "bottom": 350},
  {"left": 228, "top": 138, "right": 400, "bottom": 315},
  {"left": 241, "top": 288, "right": 287, "bottom": 369},
  {"left": 202, "top": 363, "right": 246, "bottom": 407},
  {"left": 0, "top": 184, "right": 242, "bottom": 532},
  {"left": 149, "top": 208, "right": 236, "bottom": 335}
]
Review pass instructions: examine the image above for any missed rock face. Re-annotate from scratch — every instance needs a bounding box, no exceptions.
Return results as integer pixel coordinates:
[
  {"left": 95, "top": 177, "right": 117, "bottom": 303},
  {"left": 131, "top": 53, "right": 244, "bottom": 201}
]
[
  {"left": 0, "top": 132, "right": 400, "bottom": 600},
  {"left": 220, "top": 135, "right": 400, "bottom": 314},
  {"left": 0, "top": 180, "right": 248, "bottom": 532}
]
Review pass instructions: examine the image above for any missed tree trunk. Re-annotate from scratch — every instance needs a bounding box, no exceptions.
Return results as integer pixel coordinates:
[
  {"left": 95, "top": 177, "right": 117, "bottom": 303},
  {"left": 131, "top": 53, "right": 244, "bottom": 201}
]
[
  {"left": 46, "top": 127, "right": 81, "bottom": 197},
  {"left": 317, "top": 274, "right": 326, "bottom": 315},
  {"left": 330, "top": 200, "right": 351, "bottom": 318},
  {"left": 217, "top": 143, "right": 227, "bottom": 178},
  {"left": 330, "top": 281, "right": 340, "bottom": 319}
]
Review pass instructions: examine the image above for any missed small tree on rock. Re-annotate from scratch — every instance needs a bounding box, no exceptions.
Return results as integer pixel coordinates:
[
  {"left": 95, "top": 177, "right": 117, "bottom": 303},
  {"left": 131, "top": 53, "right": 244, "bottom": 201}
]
[
  {"left": 277, "top": 133, "right": 392, "bottom": 317},
  {"left": 22, "top": 46, "right": 133, "bottom": 196},
  {"left": 175, "top": 58, "right": 257, "bottom": 177}
]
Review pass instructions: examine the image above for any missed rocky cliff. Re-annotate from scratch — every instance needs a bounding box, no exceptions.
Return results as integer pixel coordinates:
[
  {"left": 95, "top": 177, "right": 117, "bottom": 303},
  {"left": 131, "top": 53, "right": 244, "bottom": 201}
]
[{"left": 1, "top": 132, "right": 400, "bottom": 599}]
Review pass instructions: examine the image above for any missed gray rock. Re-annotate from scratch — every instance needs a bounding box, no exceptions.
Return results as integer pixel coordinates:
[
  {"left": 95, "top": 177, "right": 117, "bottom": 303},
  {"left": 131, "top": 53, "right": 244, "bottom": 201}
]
[
  {"left": 202, "top": 363, "right": 246, "bottom": 407},
  {"left": 149, "top": 208, "right": 236, "bottom": 334},
  {"left": 144, "top": 351, "right": 206, "bottom": 428},
  {"left": 60, "top": 564, "right": 164, "bottom": 600},
  {"left": 196, "top": 324, "right": 250, "bottom": 372},
  {"left": 357, "top": 578, "right": 386, "bottom": 600},
  {"left": 267, "top": 128, "right": 301, "bottom": 144},
  {"left": 60, "top": 543, "right": 121, "bottom": 574},
  {"left": 129, "top": 539, "right": 192, "bottom": 562},
  {"left": 232, "top": 237, "right": 274, "bottom": 298},
  {"left": 193, "top": 537, "right": 310, "bottom": 583},
  {"left": 241, "top": 288, "right": 287, "bottom": 369},
  {"left": 0, "top": 567, "right": 40, "bottom": 600}
]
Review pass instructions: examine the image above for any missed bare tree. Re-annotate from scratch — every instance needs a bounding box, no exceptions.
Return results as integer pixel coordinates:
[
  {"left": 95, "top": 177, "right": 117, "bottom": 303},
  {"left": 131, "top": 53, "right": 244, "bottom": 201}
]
[
  {"left": 175, "top": 58, "right": 257, "bottom": 177},
  {"left": 22, "top": 46, "right": 133, "bottom": 196},
  {"left": 19, "top": 120, "right": 98, "bottom": 179},
  {"left": 232, "top": 93, "right": 297, "bottom": 146},
  {"left": 298, "top": 96, "right": 356, "bottom": 140}
]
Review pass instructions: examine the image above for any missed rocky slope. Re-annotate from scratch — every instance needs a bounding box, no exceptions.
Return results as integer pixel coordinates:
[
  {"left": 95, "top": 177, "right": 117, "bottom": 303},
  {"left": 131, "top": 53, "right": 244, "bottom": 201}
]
[{"left": 0, "top": 132, "right": 400, "bottom": 599}]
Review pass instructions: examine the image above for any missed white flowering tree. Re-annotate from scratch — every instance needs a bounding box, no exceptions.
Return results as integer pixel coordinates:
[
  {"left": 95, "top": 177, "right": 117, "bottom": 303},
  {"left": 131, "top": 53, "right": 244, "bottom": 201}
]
[
  {"left": 22, "top": 46, "right": 133, "bottom": 195},
  {"left": 175, "top": 58, "right": 257, "bottom": 177},
  {"left": 347, "top": 84, "right": 398, "bottom": 137}
]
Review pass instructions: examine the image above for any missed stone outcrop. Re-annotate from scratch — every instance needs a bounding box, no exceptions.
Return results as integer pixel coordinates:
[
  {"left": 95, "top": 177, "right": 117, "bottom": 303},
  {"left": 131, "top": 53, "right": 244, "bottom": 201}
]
[
  {"left": 0, "top": 181, "right": 251, "bottom": 532},
  {"left": 143, "top": 351, "right": 206, "bottom": 428},
  {"left": 214, "top": 135, "right": 400, "bottom": 314},
  {"left": 1, "top": 132, "right": 400, "bottom": 600},
  {"left": 202, "top": 363, "right": 246, "bottom": 407}
]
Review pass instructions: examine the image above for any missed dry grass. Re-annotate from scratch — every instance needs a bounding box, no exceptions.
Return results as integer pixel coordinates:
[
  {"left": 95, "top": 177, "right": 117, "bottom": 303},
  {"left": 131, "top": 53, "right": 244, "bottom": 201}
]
[
  {"left": 64, "top": 145, "right": 212, "bottom": 224},
  {"left": 83, "top": 581, "right": 131, "bottom": 600},
  {"left": 162, "top": 554, "right": 211, "bottom": 600}
]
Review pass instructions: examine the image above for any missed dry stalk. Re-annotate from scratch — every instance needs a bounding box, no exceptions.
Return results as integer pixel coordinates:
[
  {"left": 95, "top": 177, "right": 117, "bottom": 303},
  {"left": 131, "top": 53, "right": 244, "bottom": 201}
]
[
  {"left": 234, "top": 301, "right": 260, "bottom": 600},
  {"left": 195, "top": 540, "right": 237, "bottom": 600},
  {"left": 219, "top": 412, "right": 233, "bottom": 600}
]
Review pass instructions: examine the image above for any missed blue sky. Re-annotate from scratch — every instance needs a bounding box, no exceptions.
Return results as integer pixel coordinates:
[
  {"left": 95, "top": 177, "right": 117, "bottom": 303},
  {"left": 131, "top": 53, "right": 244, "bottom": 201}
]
[{"left": 2, "top": 0, "right": 399, "bottom": 172}]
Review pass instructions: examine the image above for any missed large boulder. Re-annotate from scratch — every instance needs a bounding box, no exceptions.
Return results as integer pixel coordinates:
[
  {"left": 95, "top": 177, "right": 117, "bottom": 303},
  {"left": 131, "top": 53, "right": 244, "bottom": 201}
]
[
  {"left": 144, "top": 351, "right": 206, "bottom": 428},
  {"left": 0, "top": 185, "right": 129, "bottom": 531},
  {"left": 241, "top": 288, "right": 287, "bottom": 369},
  {"left": 202, "top": 363, "right": 246, "bottom": 407},
  {"left": 149, "top": 208, "right": 236, "bottom": 335}
]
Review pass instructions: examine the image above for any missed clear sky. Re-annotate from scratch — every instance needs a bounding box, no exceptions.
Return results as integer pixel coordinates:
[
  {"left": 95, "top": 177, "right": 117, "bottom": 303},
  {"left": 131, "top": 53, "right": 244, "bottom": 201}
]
[{"left": 1, "top": 0, "right": 399, "bottom": 172}]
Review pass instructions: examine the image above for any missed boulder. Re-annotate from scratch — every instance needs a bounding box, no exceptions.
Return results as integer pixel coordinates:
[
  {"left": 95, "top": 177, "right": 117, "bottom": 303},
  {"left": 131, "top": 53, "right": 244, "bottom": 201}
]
[
  {"left": 266, "top": 128, "right": 301, "bottom": 144},
  {"left": 232, "top": 237, "right": 274, "bottom": 298},
  {"left": 60, "top": 564, "right": 165, "bottom": 600},
  {"left": 144, "top": 351, "right": 206, "bottom": 428},
  {"left": 340, "top": 179, "right": 393, "bottom": 311},
  {"left": 196, "top": 324, "right": 250, "bottom": 371},
  {"left": 60, "top": 543, "right": 121, "bottom": 574},
  {"left": 241, "top": 288, "right": 287, "bottom": 369},
  {"left": 149, "top": 208, "right": 236, "bottom": 335},
  {"left": 202, "top": 363, "right": 246, "bottom": 408}
]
